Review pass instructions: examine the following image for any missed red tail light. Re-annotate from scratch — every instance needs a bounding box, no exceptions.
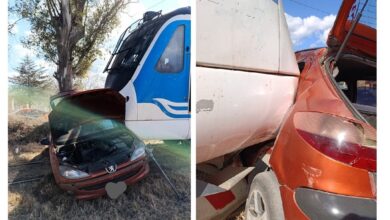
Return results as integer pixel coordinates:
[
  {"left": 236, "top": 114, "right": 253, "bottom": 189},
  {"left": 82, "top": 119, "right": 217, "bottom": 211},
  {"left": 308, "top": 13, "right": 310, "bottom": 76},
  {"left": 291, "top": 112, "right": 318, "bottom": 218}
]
[{"left": 294, "top": 112, "right": 376, "bottom": 172}]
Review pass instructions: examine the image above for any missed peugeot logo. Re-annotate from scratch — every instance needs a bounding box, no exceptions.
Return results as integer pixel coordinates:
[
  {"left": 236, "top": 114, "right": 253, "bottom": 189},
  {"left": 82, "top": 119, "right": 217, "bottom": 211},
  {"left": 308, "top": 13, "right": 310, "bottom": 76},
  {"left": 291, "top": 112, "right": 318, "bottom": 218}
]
[{"left": 105, "top": 164, "right": 117, "bottom": 174}]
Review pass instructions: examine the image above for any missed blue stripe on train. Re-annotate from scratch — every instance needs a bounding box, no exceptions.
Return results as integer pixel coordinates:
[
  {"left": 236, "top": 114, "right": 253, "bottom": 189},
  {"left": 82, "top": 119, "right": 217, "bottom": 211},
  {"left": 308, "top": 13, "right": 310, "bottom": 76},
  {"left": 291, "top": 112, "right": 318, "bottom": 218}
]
[{"left": 133, "top": 19, "right": 191, "bottom": 119}]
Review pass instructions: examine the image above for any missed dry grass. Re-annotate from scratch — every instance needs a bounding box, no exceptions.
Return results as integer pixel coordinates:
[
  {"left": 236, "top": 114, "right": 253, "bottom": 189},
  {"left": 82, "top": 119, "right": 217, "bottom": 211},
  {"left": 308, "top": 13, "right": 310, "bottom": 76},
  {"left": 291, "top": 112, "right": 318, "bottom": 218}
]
[{"left": 8, "top": 116, "right": 190, "bottom": 220}]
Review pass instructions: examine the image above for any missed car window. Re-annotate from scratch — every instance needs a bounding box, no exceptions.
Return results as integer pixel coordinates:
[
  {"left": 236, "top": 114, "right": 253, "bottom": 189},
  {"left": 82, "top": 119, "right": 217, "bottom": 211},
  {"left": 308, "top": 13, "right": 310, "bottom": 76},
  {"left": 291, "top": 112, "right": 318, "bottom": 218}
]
[
  {"left": 356, "top": 80, "right": 376, "bottom": 107},
  {"left": 155, "top": 25, "right": 184, "bottom": 73}
]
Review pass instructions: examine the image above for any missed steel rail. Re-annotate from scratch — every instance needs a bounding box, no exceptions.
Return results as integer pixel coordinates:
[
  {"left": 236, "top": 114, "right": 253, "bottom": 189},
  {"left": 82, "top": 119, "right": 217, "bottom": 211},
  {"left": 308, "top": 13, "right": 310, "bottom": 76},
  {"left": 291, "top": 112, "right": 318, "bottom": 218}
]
[
  {"left": 8, "top": 160, "right": 49, "bottom": 167},
  {"left": 8, "top": 175, "right": 45, "bottom": 185}
]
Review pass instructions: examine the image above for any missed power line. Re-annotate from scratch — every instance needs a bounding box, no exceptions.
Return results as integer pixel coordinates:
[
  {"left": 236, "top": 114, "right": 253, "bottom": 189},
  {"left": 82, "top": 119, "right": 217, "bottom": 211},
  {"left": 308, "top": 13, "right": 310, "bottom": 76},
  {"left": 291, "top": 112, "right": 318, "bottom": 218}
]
[{"left": 287, "top": 0, "right": 332, "bottom": 15}]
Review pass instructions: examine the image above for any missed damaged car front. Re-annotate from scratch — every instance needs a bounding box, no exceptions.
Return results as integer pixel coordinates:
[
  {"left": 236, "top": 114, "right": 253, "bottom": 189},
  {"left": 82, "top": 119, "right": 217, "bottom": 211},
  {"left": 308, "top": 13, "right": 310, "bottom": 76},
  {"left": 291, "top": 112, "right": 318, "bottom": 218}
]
[{"left": 46, "top": 89, "right": 149, "bottom": 200}]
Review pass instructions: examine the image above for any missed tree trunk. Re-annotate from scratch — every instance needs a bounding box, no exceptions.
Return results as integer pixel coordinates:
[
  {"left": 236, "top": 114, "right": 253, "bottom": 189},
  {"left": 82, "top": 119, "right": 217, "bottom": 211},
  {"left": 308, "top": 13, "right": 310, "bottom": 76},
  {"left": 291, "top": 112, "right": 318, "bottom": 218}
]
[
  {"left": 56, "top": 58, "right": 73, "bottom": 92},
  {"left": 55, "top": 0, "right": 74, "bottom": 92}
]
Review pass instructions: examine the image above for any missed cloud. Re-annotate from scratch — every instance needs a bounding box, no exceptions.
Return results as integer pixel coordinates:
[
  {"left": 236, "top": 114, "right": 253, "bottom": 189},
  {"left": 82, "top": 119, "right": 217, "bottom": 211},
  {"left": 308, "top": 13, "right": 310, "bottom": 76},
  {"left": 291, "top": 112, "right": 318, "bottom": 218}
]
[
  {"left": 12, "top": 43, "right": 36, "bottom": 58},
  {"left": 285, "top": 13, "right": 336, "bottom": 47},
  {"left": 322, "top": 27, "right": 332, "bottom": 42}
]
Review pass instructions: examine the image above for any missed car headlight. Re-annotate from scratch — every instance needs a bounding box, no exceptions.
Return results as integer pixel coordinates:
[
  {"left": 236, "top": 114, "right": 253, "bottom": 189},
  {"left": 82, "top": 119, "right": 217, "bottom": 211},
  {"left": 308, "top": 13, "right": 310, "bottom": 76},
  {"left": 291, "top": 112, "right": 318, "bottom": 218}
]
[
  {"left": 59, "top": 165, "right": 89, "bottom": 179},
  {"left": 131, "top": 139, "right": 146, "bottom": 161}
]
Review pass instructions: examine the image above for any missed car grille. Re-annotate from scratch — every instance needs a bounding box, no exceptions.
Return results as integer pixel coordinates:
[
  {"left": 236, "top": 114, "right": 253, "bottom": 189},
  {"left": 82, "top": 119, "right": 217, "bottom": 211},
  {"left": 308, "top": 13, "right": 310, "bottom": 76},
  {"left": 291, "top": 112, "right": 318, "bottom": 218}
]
[{"left": 80, "top": 166, "right": 142, "bottom": 191}]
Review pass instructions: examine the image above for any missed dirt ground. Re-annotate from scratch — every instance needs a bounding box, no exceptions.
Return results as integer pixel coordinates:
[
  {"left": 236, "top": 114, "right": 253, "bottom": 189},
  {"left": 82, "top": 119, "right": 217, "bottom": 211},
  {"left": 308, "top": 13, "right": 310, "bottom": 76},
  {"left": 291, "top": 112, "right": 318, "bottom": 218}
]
[
  {"left": 227, "top": 206, "right": 245, "bottom": 220},
  {"left": 8, "top": 115, "right": 191, "bottom": 220}
]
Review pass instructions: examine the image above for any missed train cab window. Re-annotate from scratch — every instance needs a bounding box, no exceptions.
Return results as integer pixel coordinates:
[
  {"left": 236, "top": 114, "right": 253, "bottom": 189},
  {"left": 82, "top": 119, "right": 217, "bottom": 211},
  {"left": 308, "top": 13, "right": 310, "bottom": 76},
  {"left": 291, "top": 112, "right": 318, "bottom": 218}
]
[{"left": 155, "top": 25, "right": 184, "bottom": 73}]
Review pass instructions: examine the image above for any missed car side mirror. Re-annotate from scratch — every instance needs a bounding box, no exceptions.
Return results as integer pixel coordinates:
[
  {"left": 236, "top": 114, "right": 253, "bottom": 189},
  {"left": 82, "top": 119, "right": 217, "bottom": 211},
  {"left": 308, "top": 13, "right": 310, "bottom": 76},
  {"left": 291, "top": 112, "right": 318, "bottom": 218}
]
[{"left": 40, "top": 138, "right": 50, "bottom": 145}]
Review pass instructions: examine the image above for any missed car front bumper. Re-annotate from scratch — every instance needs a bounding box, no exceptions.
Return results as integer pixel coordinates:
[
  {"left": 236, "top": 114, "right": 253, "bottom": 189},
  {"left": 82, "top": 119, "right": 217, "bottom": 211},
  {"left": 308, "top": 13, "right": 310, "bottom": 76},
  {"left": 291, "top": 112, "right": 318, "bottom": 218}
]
[
  {"left": 295, "top": 187, "right": 376, "bottom": 220},
  {"left": 58, "top": 158, "right": 149, "bottom": 200}
]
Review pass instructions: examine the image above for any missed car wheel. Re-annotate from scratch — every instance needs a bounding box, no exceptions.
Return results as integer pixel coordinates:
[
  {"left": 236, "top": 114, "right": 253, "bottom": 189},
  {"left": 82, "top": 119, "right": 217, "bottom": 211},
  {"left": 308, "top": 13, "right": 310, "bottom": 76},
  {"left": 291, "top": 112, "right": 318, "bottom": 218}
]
[{"left": 245, "top": 171, "right": 284, "bottom": 220}]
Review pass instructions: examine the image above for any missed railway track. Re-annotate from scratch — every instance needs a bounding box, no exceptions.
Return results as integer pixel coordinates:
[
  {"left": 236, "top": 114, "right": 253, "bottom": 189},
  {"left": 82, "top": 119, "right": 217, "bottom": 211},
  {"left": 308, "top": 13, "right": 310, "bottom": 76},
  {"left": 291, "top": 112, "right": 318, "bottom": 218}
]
[
  {"left": 8, "top": 160, "right": 50, "bottom": 185},
  {"left": 8, "top": 160, "right": 49, "bottom": 167}
]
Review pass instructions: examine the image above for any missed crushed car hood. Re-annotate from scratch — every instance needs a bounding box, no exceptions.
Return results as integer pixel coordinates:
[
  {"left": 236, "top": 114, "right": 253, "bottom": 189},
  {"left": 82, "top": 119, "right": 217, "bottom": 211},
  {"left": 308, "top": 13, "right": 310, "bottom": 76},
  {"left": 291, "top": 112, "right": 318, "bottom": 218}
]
[
  {"left": 327, "top": 0, "right": 376, "bottom": 58},
  {"left": 48, "top": 89, "right": 126, "bottom": 142}
]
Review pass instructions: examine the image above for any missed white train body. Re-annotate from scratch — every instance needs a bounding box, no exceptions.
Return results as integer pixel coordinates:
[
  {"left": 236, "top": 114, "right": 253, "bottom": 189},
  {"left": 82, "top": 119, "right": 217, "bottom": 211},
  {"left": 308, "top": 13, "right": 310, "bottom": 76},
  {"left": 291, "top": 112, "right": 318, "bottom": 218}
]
[{"left": 196, "top": 0, "right": 299, "bottom": 162}]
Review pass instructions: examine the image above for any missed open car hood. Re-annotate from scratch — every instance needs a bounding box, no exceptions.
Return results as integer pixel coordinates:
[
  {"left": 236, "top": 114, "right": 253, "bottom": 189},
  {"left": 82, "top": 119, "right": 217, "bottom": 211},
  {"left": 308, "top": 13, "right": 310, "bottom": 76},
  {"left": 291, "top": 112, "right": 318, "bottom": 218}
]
[
  {"left": 48, "top": 89, "right": 126, "bottom": 142},
  {"left": 327, "top": 0, "right": 376, "bottom": 58}
]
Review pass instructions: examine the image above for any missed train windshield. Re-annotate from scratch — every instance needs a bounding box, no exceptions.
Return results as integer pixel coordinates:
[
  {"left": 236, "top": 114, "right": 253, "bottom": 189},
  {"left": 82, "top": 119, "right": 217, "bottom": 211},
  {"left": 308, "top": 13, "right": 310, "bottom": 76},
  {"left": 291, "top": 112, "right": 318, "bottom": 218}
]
[{"left": 104, "top": 13, "right": 163, "bottom": 91}]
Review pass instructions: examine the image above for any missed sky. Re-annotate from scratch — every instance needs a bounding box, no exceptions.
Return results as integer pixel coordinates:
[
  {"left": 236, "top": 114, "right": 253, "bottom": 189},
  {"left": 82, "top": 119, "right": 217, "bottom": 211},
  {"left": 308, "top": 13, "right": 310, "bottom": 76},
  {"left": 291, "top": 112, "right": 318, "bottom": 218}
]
[
  {"left": 8, "top": 0, "right": 342, "bottom": 86},
  {"left": 283, "top": 0, "right": 342, "bottom": 50}
]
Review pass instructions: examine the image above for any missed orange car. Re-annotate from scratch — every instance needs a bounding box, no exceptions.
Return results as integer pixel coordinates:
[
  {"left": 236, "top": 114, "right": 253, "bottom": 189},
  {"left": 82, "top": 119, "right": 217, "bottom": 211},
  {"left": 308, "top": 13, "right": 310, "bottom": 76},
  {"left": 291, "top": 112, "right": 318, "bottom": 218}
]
[
  {"left": 44, "top": 89, "right": 149, "bottom": 200},
  {"left": 245, "top": 0, "right": 376, "bottom": 219}
]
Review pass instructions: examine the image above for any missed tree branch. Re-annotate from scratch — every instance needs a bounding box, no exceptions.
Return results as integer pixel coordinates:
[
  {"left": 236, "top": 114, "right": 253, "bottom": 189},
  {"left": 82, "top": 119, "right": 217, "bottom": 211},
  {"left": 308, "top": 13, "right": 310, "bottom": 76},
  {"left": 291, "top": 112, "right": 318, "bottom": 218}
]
[
  {"left": 74, "top": 0, "right": 127, "bottom": 71},
  {"left": 8, "top": 17, "right": 23, "bottom": 33}
]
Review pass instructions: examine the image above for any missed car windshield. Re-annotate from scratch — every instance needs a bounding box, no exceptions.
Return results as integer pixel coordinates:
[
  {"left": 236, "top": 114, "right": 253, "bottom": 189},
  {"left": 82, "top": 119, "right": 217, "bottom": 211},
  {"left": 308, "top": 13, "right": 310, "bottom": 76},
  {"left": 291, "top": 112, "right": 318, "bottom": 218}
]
[{"left": 56, "top": 119, "right": 126, "bottom": 144}]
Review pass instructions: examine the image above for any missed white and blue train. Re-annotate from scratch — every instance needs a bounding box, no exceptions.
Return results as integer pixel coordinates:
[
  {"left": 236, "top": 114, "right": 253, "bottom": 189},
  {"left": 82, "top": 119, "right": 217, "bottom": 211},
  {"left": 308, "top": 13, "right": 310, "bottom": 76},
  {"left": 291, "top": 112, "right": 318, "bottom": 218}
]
[{"left": 104, "top": 7, "right": 191, "bottom": 140}]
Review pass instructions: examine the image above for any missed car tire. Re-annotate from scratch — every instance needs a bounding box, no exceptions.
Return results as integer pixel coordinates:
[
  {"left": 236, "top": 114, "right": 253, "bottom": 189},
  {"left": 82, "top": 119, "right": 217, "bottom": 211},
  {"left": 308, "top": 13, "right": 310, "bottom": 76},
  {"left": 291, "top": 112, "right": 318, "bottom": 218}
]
[{"left": 244, "top": 171, "right": 285, "bottom": 220}]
